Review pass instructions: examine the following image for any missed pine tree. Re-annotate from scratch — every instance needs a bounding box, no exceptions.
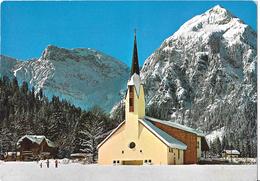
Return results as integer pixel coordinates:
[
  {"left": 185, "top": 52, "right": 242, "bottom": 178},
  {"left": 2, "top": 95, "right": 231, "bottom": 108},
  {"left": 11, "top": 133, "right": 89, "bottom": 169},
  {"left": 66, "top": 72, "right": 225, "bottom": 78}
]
[
  {"left": 222, "top": 136, "right": 228, "bottom": 151},
  {"left": 215, "top": 137, "right": 222, "bottom": 156},
  {"left": 211, "top": 137, "right": 222, "bottom": 156}
]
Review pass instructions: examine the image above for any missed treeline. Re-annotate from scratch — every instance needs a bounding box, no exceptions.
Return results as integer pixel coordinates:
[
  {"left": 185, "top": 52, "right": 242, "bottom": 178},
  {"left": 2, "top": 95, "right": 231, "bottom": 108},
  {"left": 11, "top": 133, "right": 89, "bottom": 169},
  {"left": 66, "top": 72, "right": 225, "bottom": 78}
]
[
  {"left": 0, "top": 76, "right": 119, "bottom": 160},
  {"left": 210, "top": 136, "right": 256, "bottom": 158}
]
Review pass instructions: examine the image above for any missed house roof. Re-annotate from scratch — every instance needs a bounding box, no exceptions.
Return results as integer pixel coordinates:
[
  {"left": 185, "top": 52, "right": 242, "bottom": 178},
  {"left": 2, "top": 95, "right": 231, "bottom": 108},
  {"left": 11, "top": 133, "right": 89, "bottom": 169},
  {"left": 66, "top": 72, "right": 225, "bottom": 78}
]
[
  {"left": 17, "top": 135, "right": 56, "bottom": 148},
  {"left": 139, "top": 119, "right": 187, "bottom": 150},
  {"left": 45, "top": 138, "right": 56, "bottom": 147},
  {"left": 223, "top": 150, "right": 240, "bottom": 155},
  {"left": 145, "top": 116, "right": 205, "bottom": 137}
]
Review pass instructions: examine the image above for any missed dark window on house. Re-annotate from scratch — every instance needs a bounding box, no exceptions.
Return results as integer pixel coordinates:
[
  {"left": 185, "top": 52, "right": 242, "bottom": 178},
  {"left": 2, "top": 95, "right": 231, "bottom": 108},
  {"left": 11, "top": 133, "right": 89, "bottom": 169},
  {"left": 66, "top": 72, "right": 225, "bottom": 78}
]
[
  {"left": 122, "top": 150, "right": 124, "bottom": 154},
  {"left": 113, "top": 160, "right": 116, "bottom": 164},
  {"left": 197, "top": 141, "right": 200, "bottom": 149},
  {"left": 178, "top": 150, "right": 180, "bottom": 159},
  {"left": 144, "top": 160, "right": 147, "bottom": 163},
  {"left": 140, "top": 150, "right": 142, "bottom": 153},
  {"left": 117, "top": 160, "right": 120, "bottom": 163},
  {"left": 148, "top": 160, "right": 151, "bottom": 163},
  {"left": 129, "top": 86, "right": 134, "bottom": 112}
]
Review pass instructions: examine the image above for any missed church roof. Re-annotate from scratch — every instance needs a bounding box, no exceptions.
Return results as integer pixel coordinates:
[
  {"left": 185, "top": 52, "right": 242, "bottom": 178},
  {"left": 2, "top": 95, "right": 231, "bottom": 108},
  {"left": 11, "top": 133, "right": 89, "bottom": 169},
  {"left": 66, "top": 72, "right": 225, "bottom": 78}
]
[
  {"left": 97, "top": 119, "right": 187, "bottom": 150},
  {"left": 140, "top": 119, "right": 187, "bottom": 150},
  {"left": 130, "top": 31, "right": 140, "bottom": 77},
  {"left": 97, "top": 121, "right": 125, "bottom": 149},
  {"left": 145, "top": 116, "right": 205, "bottom": 137}
]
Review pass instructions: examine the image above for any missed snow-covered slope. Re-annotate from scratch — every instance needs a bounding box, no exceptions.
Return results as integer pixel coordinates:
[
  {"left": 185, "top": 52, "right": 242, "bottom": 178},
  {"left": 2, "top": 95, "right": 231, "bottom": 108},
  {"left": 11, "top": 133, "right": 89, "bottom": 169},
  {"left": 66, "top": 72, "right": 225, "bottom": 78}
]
[
  {"left": 0, "top": 46, "right": 129, "bottom": 111},
  {"left": 0, "top": 161, "right": 257, "bottom": 181},
  {"left": 141, "top": 5, "right": 257, "bottom": 150}
]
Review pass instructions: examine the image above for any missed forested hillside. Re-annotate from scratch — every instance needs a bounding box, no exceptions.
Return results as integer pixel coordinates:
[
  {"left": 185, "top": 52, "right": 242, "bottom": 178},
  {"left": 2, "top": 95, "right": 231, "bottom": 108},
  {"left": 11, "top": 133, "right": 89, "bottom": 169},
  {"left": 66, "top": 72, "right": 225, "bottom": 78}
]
[{"left": 0, "top": 76, "right": 119, "bottom": 160}]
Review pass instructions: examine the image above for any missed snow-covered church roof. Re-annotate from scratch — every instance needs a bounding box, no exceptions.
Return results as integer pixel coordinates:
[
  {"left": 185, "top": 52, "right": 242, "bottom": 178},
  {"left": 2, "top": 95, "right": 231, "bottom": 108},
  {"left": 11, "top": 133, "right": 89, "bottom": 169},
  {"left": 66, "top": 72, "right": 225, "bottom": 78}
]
[
  {"left": 145, "top": 116, "right": 205, "bottom": 137},
  {"left": 17, "top": 135, "right": 56, "bottom": 148},
  {"left": 140, "top": 119, "right": 187, "bottom": 150}
]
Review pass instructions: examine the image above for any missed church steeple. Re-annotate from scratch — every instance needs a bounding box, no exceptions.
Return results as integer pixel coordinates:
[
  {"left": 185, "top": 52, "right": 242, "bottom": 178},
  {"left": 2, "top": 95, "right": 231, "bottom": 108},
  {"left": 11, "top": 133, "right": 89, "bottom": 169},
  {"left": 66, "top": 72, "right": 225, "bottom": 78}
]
[
  {"left": 130, "top": 30, "right": 140, "bottom": 77},
  {"left": 126, "top": 30, "right": 145, "bottom": 123}
]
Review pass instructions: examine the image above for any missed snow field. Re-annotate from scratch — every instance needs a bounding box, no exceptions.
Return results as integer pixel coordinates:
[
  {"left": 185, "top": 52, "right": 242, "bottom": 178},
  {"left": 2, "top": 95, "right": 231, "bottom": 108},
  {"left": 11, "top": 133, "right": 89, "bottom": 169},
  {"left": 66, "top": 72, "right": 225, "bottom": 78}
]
[{"left": 0, "top": 161, "right": 256, "bottom": 181}]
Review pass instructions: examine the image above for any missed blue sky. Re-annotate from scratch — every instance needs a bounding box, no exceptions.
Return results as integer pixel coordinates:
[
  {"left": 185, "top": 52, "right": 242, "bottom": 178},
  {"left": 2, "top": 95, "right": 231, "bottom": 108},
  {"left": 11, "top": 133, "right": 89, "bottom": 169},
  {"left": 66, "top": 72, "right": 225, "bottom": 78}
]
[{"left": 1, "top": 1, "right": 257, "bottom": 66}]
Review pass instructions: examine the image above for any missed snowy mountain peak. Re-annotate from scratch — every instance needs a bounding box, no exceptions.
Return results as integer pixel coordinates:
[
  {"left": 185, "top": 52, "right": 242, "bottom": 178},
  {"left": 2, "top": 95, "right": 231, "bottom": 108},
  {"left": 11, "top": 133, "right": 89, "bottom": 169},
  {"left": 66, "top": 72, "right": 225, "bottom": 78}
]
[
  {"left": 140, "top": 6, "right": 256, "bottom": 150},
  {"left": 207, "top": 5, "right": 230, "bottom": 15},
  {"left": 172, "top": 5, "right": 251, "bottom": 41}
]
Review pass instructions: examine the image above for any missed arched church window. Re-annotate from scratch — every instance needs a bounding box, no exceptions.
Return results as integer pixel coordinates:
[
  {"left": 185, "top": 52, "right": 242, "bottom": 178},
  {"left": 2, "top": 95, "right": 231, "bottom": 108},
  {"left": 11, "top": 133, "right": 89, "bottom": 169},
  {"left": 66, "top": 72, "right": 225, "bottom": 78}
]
[{"left": 129, "top": 86, "right": 134, "bottom": 112}]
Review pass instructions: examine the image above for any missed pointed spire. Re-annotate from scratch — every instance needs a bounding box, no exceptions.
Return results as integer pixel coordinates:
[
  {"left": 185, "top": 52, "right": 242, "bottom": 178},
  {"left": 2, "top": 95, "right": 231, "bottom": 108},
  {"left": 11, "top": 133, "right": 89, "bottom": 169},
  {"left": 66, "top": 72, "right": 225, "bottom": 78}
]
[{"left": 130, "top": 29, "right": 140, "bottom": 77}]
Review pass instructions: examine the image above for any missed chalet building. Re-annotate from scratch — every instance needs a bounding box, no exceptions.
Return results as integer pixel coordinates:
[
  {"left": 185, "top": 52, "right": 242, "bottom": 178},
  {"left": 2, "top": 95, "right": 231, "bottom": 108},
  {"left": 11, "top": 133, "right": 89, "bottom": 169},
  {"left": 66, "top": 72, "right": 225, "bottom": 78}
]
[
  {"left": 17, "top": 135, "right": 57, "bottom": 161},
  {"left": 97, "top": 32, "right": 209, "bottom": 165},
  {"left": 222, "top": 149, "right": 240, "bottom": 159}
]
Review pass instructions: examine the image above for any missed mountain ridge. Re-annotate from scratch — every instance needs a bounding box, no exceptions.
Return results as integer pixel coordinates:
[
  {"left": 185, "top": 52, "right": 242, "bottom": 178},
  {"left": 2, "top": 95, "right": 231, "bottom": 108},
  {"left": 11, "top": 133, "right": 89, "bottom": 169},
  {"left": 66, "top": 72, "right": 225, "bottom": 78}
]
[{"left": 0, "top": 45, "right": 129, "bottom": 111}]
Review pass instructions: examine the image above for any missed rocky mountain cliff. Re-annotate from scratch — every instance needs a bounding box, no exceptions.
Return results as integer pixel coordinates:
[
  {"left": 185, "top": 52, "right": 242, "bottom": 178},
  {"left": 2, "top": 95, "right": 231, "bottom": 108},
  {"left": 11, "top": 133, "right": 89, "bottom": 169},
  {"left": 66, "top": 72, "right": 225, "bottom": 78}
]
[
  {"left": 141, "top": 5, "right": 257, "bottom": 153},
  {"left": 0, "top": 46, "right": 129, "bottom": 111}
]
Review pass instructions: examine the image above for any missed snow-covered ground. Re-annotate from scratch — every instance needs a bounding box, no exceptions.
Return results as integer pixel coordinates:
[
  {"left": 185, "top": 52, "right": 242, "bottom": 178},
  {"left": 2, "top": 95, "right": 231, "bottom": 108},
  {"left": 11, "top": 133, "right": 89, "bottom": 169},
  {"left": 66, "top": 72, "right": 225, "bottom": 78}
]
[
  {"left": 218, "top": 157, "right": 256, "bottom": 164},
  {"left": 0, "top": 161, "right": 257, "bottom": 181}
]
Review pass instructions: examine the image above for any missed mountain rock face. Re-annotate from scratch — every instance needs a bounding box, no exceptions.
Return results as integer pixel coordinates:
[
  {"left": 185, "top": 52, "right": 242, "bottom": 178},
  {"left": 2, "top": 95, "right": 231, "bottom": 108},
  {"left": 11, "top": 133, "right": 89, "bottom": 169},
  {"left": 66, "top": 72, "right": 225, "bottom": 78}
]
[
  {"left": 141, "top": 5, "right": 257, "bottom": 153},
  {"left": 0, "top": 46, "right": 129, "bottom": 111},
  {"left": 0, "top": 55, "right": 18, "bottom": 78}
]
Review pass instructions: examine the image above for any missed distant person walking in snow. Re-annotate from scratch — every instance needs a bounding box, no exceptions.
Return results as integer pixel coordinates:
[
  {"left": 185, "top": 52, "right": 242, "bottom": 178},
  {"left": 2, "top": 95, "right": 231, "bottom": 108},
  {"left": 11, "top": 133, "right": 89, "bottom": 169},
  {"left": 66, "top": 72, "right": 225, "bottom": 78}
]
[
  {"left": 55, "top": 159, "right": 58, "bottom": 168},
  {"left": 46, "top": 159, "right": 50, "bottom": 168},
  {"left": 40, "top": 162, "right": 42, "bottom": 168}
]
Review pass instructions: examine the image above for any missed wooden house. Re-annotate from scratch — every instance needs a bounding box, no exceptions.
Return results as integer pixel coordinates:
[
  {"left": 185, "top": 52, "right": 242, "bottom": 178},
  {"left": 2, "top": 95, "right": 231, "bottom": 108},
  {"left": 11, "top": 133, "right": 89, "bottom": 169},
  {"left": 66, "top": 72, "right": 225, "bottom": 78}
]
[
  {"left": 97, "top": 32, "right": 209, "bottom": 165},
  {"left": 17, "top": 135, "right": 57, "bottom": 161}
]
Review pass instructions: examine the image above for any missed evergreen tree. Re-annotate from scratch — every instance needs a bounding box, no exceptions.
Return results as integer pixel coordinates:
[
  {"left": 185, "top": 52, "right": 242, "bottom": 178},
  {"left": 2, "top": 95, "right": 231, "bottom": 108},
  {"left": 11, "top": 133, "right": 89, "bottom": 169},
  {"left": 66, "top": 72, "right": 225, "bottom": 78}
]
[
  {"left": 78, "top": 108, "right": 110, "bottom": 163},
  {"left": 210, "top": 137, "right": 222, "bottom": 156}
]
